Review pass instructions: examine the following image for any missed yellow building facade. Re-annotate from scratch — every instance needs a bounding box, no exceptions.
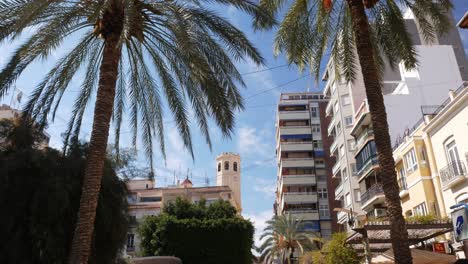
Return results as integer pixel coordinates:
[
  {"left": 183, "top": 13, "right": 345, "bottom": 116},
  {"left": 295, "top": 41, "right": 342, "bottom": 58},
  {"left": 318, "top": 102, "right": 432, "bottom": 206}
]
[{"left": 393, "top": 123, "right": 444, "bottom": 218}]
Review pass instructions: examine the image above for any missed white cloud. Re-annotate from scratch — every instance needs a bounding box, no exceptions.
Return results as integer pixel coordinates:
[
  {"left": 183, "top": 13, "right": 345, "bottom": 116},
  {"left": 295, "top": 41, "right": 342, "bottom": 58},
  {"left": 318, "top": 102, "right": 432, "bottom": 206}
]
[
  {"left": 243, "top": 210, "right": 274, "bottom": 249},
  {"left": 237, "top": 126, "right": 272, "bottom": 158},
  {"left": 253, "top": 178, "right": 276, "bottom": 198}
]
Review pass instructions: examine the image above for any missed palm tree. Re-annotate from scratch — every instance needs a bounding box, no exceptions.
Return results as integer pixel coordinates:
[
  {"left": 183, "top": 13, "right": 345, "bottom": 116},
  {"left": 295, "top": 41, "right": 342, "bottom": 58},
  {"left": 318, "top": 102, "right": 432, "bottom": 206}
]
[
  {"left": 0, "top": 1, "right": 272, "bottom": 263},
  {"left": 254, "top": 1, "right": 452, "bottom": 263},
  {"left": 258, "top": 214, "right": 321, "bottom": 264}
]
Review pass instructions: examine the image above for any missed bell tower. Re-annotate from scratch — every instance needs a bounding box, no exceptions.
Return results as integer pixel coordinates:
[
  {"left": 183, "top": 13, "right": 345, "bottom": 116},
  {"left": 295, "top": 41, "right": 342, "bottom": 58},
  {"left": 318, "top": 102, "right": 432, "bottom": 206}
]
[{"left": 216, "top": 152, "right": 241, "bottom": 212}]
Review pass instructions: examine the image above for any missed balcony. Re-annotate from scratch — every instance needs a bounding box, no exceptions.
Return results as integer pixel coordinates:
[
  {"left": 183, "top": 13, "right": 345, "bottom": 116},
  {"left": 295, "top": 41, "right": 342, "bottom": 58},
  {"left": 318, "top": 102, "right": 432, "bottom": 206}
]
[
  {"left": 332, "top": 159, "right": 341, "bottom": 176},
  {"left": 360, "top": 184, "right": 385, "bottom": 211},
  {"left": 282, "top": 175, "right": 316, "bottom": 186},
  {"left": 357, "top": 156, "right": 379, "bottom": 182},
  {"left": 279, "top": 126, "right": 312, "bottom": 136},
  {"left": 440, "top": 160, "right": 468, "bottom": 190},
  {"left": 337, "top": 211, "right": 348, "bottom": 224},
  {"left": 325, "top": 100, "right": 333, "bottom": 116},
  {"left": 327, "top": 115, "right": 336, "bottom": 135},
  {"left": 280, "top": 142, "right": 314, "bottom": 152},
  {"left": 282, "top": 158, "right": 314, "bottom": 168},
  {"left": 335, "top": 184, "right": 344, "bottom": 199},
  {"left": 286, "top": 209, "right": 320, "bottom": 221},
  {"left": 283, "top": 192, "right": 318, "bottom": 204},
  {"left": 399, "top": 177, "right": 409, "bottom": 198},
  {"left": 354, "top": 129, "right": 374, "bottom": 154},
  {"left": 330, "top": 137, "right": 338, "bottom": 154},
  {"left": 278, "top": 110, "right": 309, "bottom": 120}
]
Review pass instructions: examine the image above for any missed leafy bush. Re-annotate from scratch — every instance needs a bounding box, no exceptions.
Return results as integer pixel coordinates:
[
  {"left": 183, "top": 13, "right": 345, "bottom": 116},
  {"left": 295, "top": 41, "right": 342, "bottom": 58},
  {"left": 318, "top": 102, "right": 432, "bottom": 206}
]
[
  {"left": 300, "top": 233, "right": 360, "bottom": 264},
  {"left": 138, "top": 198, "right": 254, "bottom": 264},
  {"left": 0, "top": 120, "right": 129, "bottom": 264}
]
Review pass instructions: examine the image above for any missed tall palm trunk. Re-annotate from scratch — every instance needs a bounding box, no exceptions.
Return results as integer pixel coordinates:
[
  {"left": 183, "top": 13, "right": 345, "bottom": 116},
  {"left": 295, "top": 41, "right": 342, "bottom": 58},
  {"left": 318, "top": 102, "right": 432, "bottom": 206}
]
[
  {"left": 68, "top": 6, "right": 123, "bottom": 264},
  {"left": 346, "top": 0, "right": 412, "bottom": 263}
]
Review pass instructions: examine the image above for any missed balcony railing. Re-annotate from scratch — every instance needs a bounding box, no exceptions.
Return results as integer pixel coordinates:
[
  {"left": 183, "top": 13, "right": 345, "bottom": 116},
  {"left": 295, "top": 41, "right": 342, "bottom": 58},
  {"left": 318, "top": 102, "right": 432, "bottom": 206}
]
[
  {"left": 332, "top": 159, "right": 341, "bottom": 175},
  {"left": 335, "top": 184, "right": 344, "bottom": 198},
  {"left": 284, "top": 192, "right": 316, "bottom": 196},
  {"left": 440, "top": 160, "right": 468, "bottom": 188},
  {"left": 286, "top": 209, "right": 318, "bottom": 214},
  {"left": 361, "top": 184, "right": 384, "bottom": 204}
]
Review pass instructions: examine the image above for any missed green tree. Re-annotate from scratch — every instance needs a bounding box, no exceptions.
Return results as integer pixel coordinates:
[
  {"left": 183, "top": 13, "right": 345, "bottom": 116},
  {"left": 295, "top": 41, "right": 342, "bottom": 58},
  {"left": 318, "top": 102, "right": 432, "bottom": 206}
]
[
  {"left": 0, "top": 1, "right": 272, "bottom": 263},
  {"left": 138, "top": 197, "right": 254, "bottom": 264},
  {"left": 254, "top": 1, "right": 452, "bottom": 263},
  {"left": 300, "top": 233, "right": 360, "bottom": 264},
  {"left": 0, "top": 119, "right": 129, "bottom": 264},
  {"left": 258, "top": 214, "right": 320, "bottom": 264}
]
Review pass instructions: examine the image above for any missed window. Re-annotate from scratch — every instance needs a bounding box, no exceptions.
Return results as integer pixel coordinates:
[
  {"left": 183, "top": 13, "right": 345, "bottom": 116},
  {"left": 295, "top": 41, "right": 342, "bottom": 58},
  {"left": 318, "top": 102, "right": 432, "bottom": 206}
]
[
  {"left": 354, "top": 189, "right": 361, "bottom": 202},
  {"left": 404, "top": 148, "right": 418, "bottom": 173},
  {"left": 345, "top": 193, "right": 351, "bottom": 207},
  {"left": 413, "top": 202, "right": 427, "bottom": 216},
  {"left": 344, "top": 116, "right": 353, "bottom": 126},
  {"left": 318, "top": 188, "right": 328, "bottom": 199},
  {"left": 217, "top": 163, "right": 221, "bottom": 172},
  {"left": 311, "top": 107, "right": 318, "bottom": 118},
  {"left": 313, "top": 140, "right": 323, "bottom": 149},
  {"left": 445, "top": 140, "right": 461, "bottom": 165},
  {"left": 445, "top": 140, "right": 464, "bottom": 175},
  {"left": 355, "top": 141, "right": 377, "bottom": 172},
  {"left": 311, "top": 124, "right": 321, "bottom": 133},
  {"left": 224, "top": 161, "right": 229, "bottom": 170},
  {"left": 341, "top": 94, "right": 351, "bottom": 105},
  {"left": 398, "top": 166, "right": 407, "bottom": 190},
  {"left": 315, "top": 159, "right": 325, "bottom": 166},
  {"left": 342, "top": 168, "right": 348, "bottom": 181},
  {"left": 127, "top": 234, "right": 135, "bottom": 249},
  {"left": 319, "top": 204, "right": 330, "bottom": 217},
  {"left": 347, "top": 139, "right": 355, "bottom": 151},
  {"left": 233, "top": 162, "right": 238, "bottom": 172},
  {"left": 336, "top": 122, "right": 342, "bottom": 135}
]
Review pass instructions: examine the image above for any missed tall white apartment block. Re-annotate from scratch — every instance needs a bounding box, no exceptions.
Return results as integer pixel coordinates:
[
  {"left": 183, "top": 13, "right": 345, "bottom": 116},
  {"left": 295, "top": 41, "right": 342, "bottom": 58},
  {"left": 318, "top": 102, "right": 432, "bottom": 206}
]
[{"left": 274, "top": 92, "right": 337, "bottom": 239}]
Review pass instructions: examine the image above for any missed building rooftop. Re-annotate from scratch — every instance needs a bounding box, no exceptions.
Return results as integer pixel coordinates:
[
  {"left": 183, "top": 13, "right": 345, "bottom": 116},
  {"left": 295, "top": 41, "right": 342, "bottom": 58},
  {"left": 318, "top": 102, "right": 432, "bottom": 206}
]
[
  {"left": 216, "top": 152, "right": 239, "bottom": 158},
  {"left": 128, "top": 185, "right": 232, "bottom": 193}
]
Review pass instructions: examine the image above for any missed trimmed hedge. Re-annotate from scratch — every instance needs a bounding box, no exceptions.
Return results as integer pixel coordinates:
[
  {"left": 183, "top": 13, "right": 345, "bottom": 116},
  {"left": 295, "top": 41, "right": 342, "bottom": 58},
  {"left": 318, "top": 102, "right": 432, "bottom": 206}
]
[{"left": 138, "top": 200, "right": 254, "bottom": 264}]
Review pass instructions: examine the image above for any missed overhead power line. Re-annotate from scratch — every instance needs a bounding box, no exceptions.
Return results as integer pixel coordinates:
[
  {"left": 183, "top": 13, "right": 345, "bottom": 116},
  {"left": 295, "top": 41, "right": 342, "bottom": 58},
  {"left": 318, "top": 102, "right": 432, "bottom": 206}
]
[
  {"left": 240, "top": 64, "right": 289, "bottom": 76},
  {"left": 245, "top": 73, "right": 312, "bottom": 100}
]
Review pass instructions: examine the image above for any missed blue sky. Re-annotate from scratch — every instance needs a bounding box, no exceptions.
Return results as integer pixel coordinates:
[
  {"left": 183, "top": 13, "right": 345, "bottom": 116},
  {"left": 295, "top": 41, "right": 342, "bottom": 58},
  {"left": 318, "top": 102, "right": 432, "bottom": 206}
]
[{"left": 1, "top": 1, "right": 467, "bottom": 246}]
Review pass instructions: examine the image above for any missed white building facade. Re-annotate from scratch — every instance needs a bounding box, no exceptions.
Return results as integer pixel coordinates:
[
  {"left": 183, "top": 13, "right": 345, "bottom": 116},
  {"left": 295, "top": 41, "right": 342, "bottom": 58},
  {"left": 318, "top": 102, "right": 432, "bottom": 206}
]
[{"left": 274, "top": 92, "right": 336, "bottom": 239}]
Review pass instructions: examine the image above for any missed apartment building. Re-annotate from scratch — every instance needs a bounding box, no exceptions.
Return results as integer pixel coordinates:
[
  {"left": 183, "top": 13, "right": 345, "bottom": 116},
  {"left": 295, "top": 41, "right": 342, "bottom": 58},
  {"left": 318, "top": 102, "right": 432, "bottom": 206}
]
[
  {"left": 323, "top": 70, "right": 361, "bottom": 231},
  {"left": 323, "top": 9, "right": 467, "bottom": 221},
  {"left": 274, "top": 92, "right": 336, "bottom": 239},
  {"left": 424, "top": 85, "right": 468, "bottom": 217},
  {"left": 125, "top": 152, "right": 241, "bottom": 254}
]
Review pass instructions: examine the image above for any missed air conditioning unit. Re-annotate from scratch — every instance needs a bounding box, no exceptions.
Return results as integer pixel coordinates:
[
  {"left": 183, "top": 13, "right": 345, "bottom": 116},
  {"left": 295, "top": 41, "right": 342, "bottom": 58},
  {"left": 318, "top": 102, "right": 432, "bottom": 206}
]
[{"left": 373, "top": 208, "right": 387, "bottom": 218}]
